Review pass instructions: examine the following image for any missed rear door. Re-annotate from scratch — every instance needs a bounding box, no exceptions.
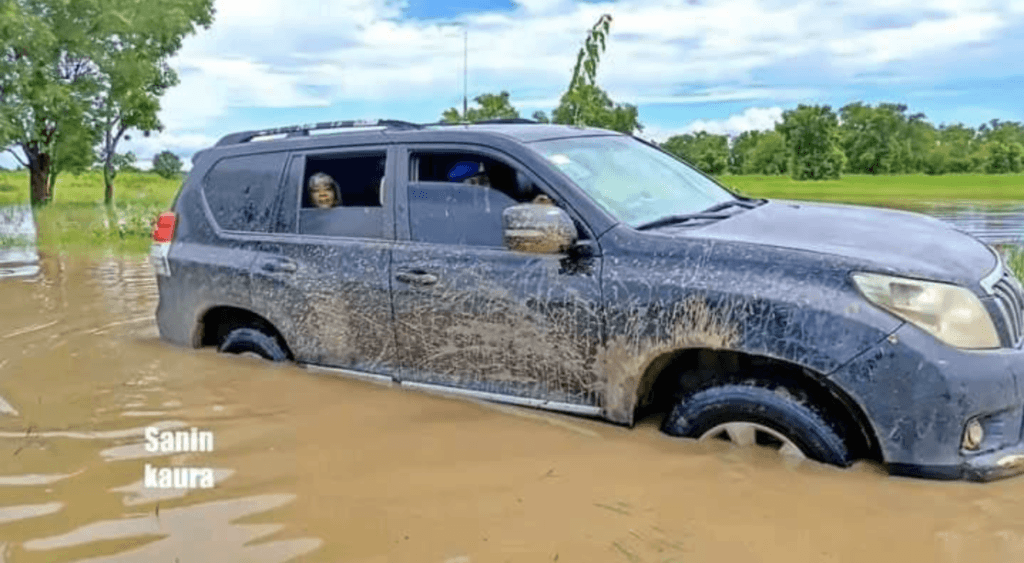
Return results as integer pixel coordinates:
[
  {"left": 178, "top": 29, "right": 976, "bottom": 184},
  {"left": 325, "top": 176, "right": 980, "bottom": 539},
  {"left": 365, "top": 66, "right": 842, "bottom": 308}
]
[
  {"left": 248, "top": 145, "right": 400, "bottom": 375},
  {"left": 390, "top": 143, "right": 604, "bottom": 407}
]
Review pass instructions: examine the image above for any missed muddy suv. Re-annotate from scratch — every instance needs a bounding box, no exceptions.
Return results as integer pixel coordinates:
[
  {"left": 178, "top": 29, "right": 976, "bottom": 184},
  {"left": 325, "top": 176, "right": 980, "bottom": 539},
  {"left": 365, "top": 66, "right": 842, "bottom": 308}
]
[{"left": 151, "top": 118, "right": 1024, "bottom": 481}]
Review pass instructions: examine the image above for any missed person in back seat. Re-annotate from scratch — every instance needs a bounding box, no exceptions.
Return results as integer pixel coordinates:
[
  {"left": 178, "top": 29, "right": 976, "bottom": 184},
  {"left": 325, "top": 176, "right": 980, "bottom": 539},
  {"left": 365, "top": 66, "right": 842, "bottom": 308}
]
[{"left": 308, "top": 173, "right": 340, "bottom": 208}]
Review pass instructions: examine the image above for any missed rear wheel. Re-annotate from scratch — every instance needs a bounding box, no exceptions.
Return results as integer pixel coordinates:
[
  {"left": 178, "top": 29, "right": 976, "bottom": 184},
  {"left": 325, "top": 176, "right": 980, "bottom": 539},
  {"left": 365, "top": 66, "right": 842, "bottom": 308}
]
[
  {"left": 218, "top": 327, "right": 288, "bottom": 362},
  {"left": 661, "top": 383, "right": 851, "bottom": 467}
]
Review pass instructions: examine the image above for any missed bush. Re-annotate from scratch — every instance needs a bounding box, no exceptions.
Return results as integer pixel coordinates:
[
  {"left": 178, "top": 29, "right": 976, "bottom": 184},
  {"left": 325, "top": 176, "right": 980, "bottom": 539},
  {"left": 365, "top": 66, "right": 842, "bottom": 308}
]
[{"left": 152, "top": 150, "right": 183, "bottom": 179}]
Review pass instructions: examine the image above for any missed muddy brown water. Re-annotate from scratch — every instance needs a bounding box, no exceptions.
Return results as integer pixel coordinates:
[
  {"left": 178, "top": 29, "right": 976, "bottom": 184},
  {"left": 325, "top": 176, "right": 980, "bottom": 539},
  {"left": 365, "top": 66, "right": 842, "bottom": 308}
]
[{"left": 2, "top": 256, "right": 1024, "bottom": 563}]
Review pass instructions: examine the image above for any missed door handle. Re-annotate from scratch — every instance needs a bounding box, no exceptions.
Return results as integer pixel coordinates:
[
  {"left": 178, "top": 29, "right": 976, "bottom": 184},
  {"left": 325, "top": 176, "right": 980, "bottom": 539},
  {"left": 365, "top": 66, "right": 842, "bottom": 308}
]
[
  {"left": 396, "top": 271, "right": 438, "bottom": 286},
  {"left": 260, "top": 258, "right": 297, "bottom": 273}
]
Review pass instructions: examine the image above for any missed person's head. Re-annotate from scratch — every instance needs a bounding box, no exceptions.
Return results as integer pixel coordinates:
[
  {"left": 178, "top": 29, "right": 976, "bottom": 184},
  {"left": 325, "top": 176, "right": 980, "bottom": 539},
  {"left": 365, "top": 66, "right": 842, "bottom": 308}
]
[
  {"left": 463, "top": 162, "right": 490, "bottom": 187},
  {"left": 308, "top": 173, "right": 339, "bottom": 208}
]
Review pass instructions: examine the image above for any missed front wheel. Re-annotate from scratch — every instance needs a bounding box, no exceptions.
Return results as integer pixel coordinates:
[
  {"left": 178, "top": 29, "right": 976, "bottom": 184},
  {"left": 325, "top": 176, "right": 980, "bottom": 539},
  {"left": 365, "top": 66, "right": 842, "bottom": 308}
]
[
  {"left": 661, "top": 383, "right": 851, "bottom": 467},
  {"left": 218, "top": 327, "right": 288, "bottom": 362}
]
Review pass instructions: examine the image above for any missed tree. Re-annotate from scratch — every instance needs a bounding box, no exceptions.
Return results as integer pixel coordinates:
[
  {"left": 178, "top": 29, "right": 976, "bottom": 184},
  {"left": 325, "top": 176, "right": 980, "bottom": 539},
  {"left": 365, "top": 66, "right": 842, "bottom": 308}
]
[
  {"left": 531, "top": 110, "right": 550, "bottom": 123},
  {"left": 0, "top": 0, "right": 214, "bottom": 206},
  {"left": 776, "top": 104, "right": 846, "bottom": 180},
  {"left": 152, "top": 150, "right": 182, "bottom": 178},
  {"left": 441, "top": 91, "right": 519, "bottom": 123},
  {"left": 838, "top": 102, "right": 913, "bottom": 174},
  {"left": 728, "top": 130, "right": 763, "bottom": 174},
  {"left": 662, "top": 131, "right": 729, "bottom": 175},
  {"left": 0, "top": 0, "right": 101, "bottom": 204},
  {"left": 746, "top": 131, "right": 789, "bottom": 175},
  {"left": 47, "top": 105, "right": 99, "bottom": 196},
  {"left": 548, "top": 14, "right": 642, "bottom": 134}
]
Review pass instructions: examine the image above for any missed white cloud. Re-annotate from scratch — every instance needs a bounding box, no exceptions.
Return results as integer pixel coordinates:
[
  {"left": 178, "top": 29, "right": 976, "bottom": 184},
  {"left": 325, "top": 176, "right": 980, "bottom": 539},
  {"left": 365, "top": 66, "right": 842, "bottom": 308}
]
[
  {"left": 141, "top": 0, "right": 1020, "bottom": 154},
  {"left": 643, "top": 107, "right": 786, "bottom": 143}
]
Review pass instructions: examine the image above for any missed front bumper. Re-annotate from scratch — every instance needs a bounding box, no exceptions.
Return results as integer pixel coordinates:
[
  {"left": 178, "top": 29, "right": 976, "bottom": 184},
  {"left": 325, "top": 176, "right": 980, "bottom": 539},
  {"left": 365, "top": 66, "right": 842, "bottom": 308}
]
[{"left": 832, "top": 322, "right": 1024, "bottom": 482}]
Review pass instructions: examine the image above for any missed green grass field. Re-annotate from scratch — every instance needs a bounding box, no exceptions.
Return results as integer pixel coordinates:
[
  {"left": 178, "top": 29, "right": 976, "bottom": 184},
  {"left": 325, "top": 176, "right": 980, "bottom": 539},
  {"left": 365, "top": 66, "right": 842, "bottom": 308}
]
[
  {"left": 0, "top": 170, "right": 180, "bottom": 255},
  {"left": 1, "top": 170, "right": 1023, "bottom": 257},
  {"left": 719, "top": 173, "right": 1024, "bottom": 206}
]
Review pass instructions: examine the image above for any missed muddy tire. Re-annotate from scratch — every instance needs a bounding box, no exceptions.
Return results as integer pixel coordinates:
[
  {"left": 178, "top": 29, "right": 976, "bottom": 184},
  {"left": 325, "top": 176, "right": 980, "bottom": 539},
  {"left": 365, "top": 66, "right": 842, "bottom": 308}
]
[
  {"left": 662, "top": 383, "right": 851, "bottom": 467},
  {"left": 218, "top": 327, "right": 288, "bottom": 362}
]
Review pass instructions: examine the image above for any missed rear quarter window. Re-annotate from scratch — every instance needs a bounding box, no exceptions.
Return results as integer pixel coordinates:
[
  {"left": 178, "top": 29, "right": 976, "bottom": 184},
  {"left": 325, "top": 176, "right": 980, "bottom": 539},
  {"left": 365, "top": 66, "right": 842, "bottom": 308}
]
[{"left": 202, "top": 152, "right": 288, "bottom": 232}]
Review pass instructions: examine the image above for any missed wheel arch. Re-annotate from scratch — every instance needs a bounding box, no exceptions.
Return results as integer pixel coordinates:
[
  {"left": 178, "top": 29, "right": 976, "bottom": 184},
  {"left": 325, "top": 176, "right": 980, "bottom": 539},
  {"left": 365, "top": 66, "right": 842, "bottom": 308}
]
[
  {"left": 193, "top": 305, "right": 293, "bottom": 359},
  {"left": 631, "top": 347, "right": 883, "bottom": 463}
]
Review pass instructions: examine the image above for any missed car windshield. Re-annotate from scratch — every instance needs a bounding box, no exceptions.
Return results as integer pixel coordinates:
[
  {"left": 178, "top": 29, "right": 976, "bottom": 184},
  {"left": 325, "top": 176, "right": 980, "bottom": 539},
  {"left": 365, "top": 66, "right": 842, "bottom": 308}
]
[{"left": 530, "top": 135, "right": 737, "bottom": 227}]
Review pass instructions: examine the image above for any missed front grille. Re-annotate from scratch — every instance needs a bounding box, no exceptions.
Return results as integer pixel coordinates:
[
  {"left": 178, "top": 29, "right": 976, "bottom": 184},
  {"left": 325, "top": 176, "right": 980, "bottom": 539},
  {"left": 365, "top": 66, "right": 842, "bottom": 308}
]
[{"left": 992, "top": 272, "right": 1024, "bottom": 347}]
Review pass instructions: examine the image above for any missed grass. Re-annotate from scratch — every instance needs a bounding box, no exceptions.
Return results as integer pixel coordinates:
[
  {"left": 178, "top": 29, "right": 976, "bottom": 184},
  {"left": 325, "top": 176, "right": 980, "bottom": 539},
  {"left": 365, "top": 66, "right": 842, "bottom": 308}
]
[
  {"left": 0, "top": 170, "right": 180, "bottom": 256},
  {"left": 719, "top": 173, "right": 1024, "bottom": 207}
]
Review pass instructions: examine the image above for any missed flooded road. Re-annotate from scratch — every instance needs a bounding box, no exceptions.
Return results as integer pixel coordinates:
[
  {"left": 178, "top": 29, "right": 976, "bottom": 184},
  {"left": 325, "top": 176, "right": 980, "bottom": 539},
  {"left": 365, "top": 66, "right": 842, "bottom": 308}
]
[{"left": 2, "top": 256, "right": 1024, "bottom": 563}]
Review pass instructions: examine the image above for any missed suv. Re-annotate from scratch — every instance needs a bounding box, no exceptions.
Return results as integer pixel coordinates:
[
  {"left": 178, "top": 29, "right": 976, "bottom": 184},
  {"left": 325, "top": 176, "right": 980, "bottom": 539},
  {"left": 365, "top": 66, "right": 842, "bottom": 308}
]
[{"left": 151, "top": 118, "right": 1024, "bottom": 481}]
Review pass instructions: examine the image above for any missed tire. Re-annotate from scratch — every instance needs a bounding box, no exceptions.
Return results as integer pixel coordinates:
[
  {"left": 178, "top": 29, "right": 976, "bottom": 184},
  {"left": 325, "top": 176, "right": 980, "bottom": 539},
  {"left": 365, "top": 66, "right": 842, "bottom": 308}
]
[
  {"left": 218, "top": 327, "right": 288, "bottom": 362},
  {"left": 661, "top": 383, "right": 851, "bottom": 467}
]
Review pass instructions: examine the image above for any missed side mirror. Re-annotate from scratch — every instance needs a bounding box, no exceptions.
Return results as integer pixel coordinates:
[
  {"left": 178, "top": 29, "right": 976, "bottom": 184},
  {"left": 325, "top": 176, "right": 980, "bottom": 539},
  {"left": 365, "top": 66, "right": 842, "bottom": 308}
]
[{"left": 502, "top": 203, "right": 577, "bottom": 254}]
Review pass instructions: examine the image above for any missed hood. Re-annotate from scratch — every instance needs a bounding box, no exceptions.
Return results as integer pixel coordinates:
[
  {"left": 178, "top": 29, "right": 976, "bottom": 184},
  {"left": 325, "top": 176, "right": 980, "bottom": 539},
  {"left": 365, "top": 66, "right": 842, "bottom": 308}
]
[{"left": 687, "top": 200, "right": 998, "bottom": 286}]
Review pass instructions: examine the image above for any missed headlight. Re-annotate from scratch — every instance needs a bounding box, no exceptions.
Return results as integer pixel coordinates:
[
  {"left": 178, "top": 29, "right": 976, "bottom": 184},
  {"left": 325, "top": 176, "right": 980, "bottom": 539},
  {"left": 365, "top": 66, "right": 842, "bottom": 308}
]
[{"left": 851, "top": 272, "right": 1000, "bottom": 349}]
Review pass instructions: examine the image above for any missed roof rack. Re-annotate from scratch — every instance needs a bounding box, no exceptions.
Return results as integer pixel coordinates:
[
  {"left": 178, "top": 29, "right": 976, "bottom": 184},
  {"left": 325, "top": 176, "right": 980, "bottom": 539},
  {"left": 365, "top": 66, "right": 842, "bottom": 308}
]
[{"left": 214, "top": 119, "right": 423, "bottom": 147}]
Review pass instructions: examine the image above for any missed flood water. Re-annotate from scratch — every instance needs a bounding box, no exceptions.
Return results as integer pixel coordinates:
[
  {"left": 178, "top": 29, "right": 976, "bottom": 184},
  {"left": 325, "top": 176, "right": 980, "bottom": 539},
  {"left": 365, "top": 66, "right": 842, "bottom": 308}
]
[{"left": 1, "top": 256, "right": 1024, "bottom": 562}]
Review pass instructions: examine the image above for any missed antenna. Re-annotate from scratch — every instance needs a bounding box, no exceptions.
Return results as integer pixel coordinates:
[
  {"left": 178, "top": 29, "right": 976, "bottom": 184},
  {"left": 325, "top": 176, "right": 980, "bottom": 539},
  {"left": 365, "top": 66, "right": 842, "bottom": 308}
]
[{"left": 463, "top": 28, "right": 468, "bottom": 119}]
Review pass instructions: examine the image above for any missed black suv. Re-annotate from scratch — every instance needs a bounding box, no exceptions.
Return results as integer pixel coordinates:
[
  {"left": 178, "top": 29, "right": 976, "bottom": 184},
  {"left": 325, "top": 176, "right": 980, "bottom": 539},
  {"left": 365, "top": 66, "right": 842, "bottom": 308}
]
[{"left": 151, "top": 118, "right": 1024, "bottom": 481}]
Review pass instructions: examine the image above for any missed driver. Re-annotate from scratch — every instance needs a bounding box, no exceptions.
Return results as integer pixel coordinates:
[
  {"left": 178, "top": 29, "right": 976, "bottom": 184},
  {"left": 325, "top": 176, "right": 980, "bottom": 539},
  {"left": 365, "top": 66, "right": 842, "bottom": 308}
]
[
  {"left": 463, "top": 162, "right": 491, "bottom": 187},
  {"left": 308, "top": 173, "right": 340, "bottom": 208}
]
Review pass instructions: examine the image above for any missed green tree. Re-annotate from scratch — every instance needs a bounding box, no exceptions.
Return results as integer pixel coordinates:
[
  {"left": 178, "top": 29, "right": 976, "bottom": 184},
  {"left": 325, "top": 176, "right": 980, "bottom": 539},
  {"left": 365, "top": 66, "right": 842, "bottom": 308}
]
[
  {"left": 838, "top": 102, "right": 912, "bottom": 174},
  {"left": 982, "top": 141, "right": 1024, "bottom": 173},
  {"left": 776, "top": 104, "right": 846, "bottom": 180},
  {"left": 442, "top": 91, "right": 519, "bottom": 123},
  {"left": 152, "top": 150, "right": 182, "bottom": 178},
  {"left": 0, "top": 0, "right": 213, "bottom": 206},
  {"left": 47, "top": 107, "right": 98, "bottom": 195},
  {"left": 549, "top": 14, "right": 641, "bottom": 134},
  {"left": 935, "top": 123, "right": 978, "bottom": 173},
  {"left": 746, "top": 131, "right": 789, "bottom": 175},
  {"left": 531, "top": 110, "right": 549, "bottom": 123},
  {"left": 728, "top": 130, "right": 763, "bottom": 174},
  {"left": 662, "top": 131, "right": 729, "bottom": 175}
]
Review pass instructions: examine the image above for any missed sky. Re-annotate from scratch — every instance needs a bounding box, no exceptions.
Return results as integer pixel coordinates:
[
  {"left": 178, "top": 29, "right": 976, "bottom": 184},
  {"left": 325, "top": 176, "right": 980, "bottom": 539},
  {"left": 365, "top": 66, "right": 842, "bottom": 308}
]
[{"left": 6, "top": 0, "right": 1024, "bottom": 170}]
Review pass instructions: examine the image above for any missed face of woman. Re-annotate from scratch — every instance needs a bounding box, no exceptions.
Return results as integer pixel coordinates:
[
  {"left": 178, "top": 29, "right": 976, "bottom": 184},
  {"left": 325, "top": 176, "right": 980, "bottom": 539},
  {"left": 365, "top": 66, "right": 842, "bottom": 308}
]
[{"left": 310, "top": 184, "right": 336, "bottom": 208}]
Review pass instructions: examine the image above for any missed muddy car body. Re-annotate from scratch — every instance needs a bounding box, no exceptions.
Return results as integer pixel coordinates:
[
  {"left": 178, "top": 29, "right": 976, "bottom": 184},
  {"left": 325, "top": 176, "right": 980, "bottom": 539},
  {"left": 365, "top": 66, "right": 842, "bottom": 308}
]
[{"left": 151, "top": 119, "right": 1024, "bottom": 481}]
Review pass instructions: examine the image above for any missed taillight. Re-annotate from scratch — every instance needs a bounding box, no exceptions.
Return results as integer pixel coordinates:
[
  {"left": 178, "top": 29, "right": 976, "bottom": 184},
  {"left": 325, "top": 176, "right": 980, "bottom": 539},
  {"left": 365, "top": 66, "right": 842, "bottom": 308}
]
[{"left": 153, "top": 211, "right": 176, "bottom": 243}]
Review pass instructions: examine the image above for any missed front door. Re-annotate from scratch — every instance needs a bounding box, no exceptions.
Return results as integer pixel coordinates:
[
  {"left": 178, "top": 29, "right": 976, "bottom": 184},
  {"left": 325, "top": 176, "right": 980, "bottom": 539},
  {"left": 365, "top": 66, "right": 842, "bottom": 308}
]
[
  {"left": 390, "top": 145, "right": 604, "bottom": 407},
  {"left": 248, "top": 146, "right": 399, "bottom": 375}
]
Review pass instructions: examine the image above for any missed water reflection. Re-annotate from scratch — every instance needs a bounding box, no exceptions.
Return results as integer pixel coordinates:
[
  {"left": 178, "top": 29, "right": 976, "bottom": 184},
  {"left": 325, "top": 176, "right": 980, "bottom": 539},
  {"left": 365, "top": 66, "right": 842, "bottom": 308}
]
[
  {"left": 897, "top": 201, "right": 1024, "bottom": 246},
  {"left": 0, "top": 205, "right": 40, "bottom": 280}
]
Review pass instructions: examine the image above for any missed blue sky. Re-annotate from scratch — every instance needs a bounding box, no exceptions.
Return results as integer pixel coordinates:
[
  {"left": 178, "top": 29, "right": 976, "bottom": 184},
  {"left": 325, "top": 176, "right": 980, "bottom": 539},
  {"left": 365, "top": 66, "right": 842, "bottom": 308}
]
[{"left": 6, "top": 0, "right": 1024, "bottom": 170}]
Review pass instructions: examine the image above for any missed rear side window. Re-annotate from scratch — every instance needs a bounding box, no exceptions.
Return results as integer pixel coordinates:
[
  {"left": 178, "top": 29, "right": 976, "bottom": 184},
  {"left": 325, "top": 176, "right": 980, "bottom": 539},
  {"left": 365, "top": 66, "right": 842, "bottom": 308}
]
[
  {"left": 203, "top": 152, "right": 288, "bottom": 232},
  {"left": 298, "top": 150, "right": 389, "bottom": 239}
]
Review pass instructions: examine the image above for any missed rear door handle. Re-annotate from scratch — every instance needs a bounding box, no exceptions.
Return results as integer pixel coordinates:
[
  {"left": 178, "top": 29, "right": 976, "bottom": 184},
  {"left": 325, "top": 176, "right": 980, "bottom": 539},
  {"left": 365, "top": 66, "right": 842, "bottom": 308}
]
[
  {"left": 260, "top": 258, "right": 297, "bottom": 273},
  {"left": 396, "top": 271, "right": 438, "bottom": 286}
]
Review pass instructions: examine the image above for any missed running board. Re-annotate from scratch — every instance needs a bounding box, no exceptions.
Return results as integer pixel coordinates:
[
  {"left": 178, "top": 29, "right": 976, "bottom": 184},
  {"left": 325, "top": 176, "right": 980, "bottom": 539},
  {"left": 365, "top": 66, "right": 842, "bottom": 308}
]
[{"left": 300, "top": 364, "right": 603, "bottom": 417}]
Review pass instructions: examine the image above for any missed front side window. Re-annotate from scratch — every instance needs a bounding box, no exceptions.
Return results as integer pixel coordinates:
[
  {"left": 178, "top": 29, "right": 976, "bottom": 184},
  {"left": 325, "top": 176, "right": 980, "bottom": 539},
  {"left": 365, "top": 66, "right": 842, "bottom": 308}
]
[
  {"left": 406, "top": 150, "right": 555, "bottom": 247},
  {"left": 530, "top": 135, "right": 736, "bottom": 227}
]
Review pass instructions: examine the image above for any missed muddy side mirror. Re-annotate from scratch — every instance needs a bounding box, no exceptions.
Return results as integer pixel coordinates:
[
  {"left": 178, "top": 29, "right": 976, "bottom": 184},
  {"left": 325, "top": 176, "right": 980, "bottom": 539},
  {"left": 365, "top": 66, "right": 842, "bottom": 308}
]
[{"left": 502, "top": 203, "right": 577, "bottom": 254}]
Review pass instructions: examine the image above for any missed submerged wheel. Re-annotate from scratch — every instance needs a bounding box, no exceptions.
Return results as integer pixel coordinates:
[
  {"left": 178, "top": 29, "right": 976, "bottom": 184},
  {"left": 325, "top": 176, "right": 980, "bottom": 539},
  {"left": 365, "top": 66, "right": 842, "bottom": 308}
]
[
  {"left": 218, "top": 327, "right": 288, "bottom": 362},
  {"left": 662, "top": 383, "right": 851, "bottom": 467}
]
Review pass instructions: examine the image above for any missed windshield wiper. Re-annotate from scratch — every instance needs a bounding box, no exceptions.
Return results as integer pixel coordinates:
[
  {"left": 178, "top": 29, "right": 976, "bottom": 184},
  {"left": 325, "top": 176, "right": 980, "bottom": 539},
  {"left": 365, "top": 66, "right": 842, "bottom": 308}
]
[
  {"left": 634, "top": 198, "right": 765, "bottom": 231},
  {"left": 635, "top": 212, "right": 732, "bottom": 231}
]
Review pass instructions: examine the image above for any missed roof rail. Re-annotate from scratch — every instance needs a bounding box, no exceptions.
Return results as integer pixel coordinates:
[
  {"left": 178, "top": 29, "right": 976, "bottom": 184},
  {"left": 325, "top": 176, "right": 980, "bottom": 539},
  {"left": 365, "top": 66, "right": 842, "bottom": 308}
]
[
  {"left": 214, "top": 119, "right": 423, "bottom": 147},
  {"left": 435, "top": 118, "right": 538, "bottom": 125},
  {"left": 474, "top": 118, "right": 538, "bottom": 124}
]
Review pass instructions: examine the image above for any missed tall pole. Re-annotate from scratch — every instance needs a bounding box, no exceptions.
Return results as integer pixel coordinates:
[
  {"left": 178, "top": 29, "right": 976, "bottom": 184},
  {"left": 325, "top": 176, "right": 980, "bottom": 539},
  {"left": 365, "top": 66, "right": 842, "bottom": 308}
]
[{"left": 463, "top": 28, "right": 468, "bottom": 120}]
